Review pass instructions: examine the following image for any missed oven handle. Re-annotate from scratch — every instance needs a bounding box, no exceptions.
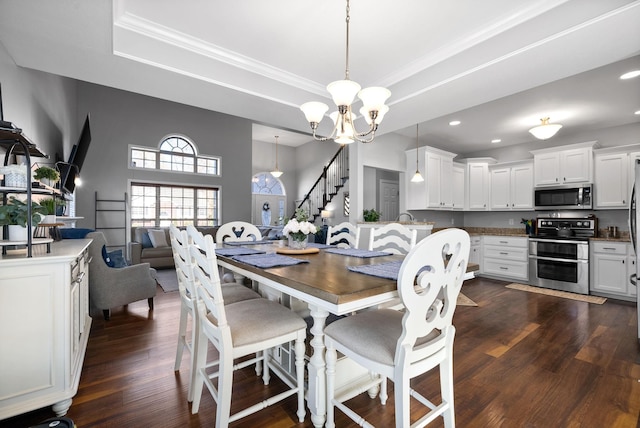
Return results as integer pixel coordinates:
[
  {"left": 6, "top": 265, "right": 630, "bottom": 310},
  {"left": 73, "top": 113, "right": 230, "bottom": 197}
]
[
  {"left": 529, "top": 238, "right": 589, "bottom": 245},
  {"left": 528, "top": 255, "right": 589, "bottom": 263}
]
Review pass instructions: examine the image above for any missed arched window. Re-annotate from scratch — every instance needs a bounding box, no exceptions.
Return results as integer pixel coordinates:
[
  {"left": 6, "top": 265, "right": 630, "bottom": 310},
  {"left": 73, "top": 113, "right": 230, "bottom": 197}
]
[
  {"left": 130, "top": 135, "right": 219, "bottom": 176},
  {"left": 252, "top": 173, "right": 285, "bottom": 195}
]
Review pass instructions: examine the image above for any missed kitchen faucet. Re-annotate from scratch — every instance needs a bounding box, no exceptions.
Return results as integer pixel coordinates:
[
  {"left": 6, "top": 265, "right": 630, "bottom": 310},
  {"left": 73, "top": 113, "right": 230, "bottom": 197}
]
[{"left": 396, "top": 212, "right": 414, "bottom": 222}]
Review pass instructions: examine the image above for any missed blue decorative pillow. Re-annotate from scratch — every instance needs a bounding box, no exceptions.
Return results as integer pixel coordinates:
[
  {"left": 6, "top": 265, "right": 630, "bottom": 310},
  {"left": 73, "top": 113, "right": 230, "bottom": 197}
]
[
  {"left": 102, "top": 245, "right": 114, "bottom": 267},
  {"left": 141, "top": 232, "right": 153, "bottom": 248},
  {"left": 60, "top": 228, "right": 95, "bottom": 239},
  {"left": 108, "top": 249, "right": 128, "bottom": 268}
]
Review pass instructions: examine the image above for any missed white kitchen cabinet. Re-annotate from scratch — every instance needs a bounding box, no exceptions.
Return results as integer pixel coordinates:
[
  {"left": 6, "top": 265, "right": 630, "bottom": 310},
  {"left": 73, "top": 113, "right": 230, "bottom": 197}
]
[
  {"left": 591, "top": 241, "right": 636, "bottom": 301},
  {"left": 405, "top": 146, "right": 457, "bottom": 210},
  {"left": 489, "top": 161, "right": 534, "bottom": 210},
  {"left": 464, "top": 158, "right": 496, "bottom": 211},
  {"left": 452, "top": 163, "right": 465, "bottom": 210},
  {"left": 594, "top": 152, "right": 629, "bottom": 208},
  {"left": 482, "top": 235, "right": 528, "bottom": 281},
  {"left": 531, "top": 142, "right": 597, "bottom": 186},
  {"left": 0, "top": 240, "right": 92, "bottom": 419}
]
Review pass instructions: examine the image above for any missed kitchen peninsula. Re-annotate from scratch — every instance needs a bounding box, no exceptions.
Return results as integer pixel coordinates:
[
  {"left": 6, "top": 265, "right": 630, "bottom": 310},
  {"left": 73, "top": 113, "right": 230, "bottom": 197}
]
[{"left": 0, "top": 239, "right": 92, "bottom": 419}]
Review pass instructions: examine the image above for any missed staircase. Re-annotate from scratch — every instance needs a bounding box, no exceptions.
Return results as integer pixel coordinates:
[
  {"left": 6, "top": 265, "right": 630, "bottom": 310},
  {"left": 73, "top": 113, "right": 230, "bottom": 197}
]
[{"left": 295, "top": 146, "right": 348, "bottom": 223}]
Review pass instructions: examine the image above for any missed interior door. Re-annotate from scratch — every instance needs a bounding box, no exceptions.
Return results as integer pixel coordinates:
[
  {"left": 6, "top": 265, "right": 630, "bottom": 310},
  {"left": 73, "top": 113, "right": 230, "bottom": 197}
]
[{"left": 379, "top": 180, "right": 399, "bottom": 222}]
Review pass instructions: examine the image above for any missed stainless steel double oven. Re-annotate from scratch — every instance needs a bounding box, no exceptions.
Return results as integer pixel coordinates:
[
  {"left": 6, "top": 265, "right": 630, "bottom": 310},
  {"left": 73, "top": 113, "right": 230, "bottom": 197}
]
[{"left": 528, "top": 217, "right": 596, "bottom": 295}]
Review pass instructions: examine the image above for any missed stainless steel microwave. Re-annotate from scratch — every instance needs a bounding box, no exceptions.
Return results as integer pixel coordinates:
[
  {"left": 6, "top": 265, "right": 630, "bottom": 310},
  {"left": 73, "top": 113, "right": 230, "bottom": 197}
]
[{"left": 534, "top": 184, "right": 593, "bottom": 210}]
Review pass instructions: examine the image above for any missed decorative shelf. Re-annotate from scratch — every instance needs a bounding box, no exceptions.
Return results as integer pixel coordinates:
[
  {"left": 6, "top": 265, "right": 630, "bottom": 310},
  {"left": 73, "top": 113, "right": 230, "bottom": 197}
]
[{"left": 0, "top": 127, "right": 49, "bottom": 158}]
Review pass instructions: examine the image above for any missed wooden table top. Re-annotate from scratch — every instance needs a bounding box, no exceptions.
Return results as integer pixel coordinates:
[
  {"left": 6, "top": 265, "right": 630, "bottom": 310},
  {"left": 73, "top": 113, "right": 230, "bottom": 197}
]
[{"left": 217, "top": 242, "right": 478, "bottom": 310}]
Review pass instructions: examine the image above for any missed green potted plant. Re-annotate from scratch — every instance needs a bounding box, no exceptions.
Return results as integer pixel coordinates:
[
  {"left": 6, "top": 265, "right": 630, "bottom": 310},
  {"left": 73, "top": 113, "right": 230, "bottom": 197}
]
[
  {"left": 363, "top": 208, "right": 381, "bottom": 222},
  {"left": 33, "top": 165, "right": 60, "bottom": 187},
  {"left": 0, "top": 197, "right": 48, "bottom": 241},
  {"left": 39, "top": 197, "right": 58, "bottom": 223}
]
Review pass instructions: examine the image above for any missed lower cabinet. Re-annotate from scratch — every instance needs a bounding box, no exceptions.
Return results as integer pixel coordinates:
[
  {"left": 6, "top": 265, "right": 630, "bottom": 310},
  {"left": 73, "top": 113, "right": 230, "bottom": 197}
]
[
  {"left": 591, "top": 241, "right": 636, "bottom": 301},
  {"left": 0, "top": 240, "right": 92, "bottom": 420},
  {"left": 469, "top": 236, "right": 483, "bottom": 273},
  {"left": 481, "top": 235, "right": 528, "bottom": 281}
]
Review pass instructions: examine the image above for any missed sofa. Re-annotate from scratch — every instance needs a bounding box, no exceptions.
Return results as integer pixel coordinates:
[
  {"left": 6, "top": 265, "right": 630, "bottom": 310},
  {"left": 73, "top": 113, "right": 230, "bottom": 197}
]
[{"left": 130, "top": 226, "right": 219, "bottom": 268}]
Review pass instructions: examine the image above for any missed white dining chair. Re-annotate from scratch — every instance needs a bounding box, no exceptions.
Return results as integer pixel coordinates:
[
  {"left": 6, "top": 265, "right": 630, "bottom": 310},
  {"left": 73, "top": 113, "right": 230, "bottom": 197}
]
[
  {"left": 326, "top": 221, "right": 361, "bottom": 249},
  {"left": 325, "top": 228, "right": 470, "bottom": 428},
  {"left": 215, "top": 221, "right": 262, "bottom": 243},
  {"left": 189, "top": 229, "right": 307, "bottom": 427},
  {"left": 169, "top": 224, "right": 260, "bottom": 402},
  {"left": 368, "top": 222, "right": 417, "bottom": 254}
]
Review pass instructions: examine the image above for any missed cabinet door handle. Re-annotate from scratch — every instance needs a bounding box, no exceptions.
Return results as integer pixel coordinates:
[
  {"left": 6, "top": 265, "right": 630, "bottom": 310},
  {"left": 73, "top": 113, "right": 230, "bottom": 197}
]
[
  {"left": 602, "top": 247, "right": 617, "bottom": 251},
  {"left": 499, "top": 241, "right": 508, "bottom": 244},
  {"left": 631, "top": 274, "right": 637, "bottom": 287},
  {"left": 499, "top": 252, "right": 509, "bottom": 255},
  {"left": 499, "top": 267, "right": 508, "bottom": 270}
]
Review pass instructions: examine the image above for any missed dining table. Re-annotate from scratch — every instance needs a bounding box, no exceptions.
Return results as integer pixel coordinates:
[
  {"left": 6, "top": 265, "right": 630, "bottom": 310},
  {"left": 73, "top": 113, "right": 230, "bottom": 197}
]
[{"left": 215, "top": 241, "right": 476, "bottom": 428}]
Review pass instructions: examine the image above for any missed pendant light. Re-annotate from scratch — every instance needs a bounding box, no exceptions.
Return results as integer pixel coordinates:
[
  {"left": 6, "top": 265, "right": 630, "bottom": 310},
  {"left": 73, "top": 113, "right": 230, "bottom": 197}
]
[
  {"left": 270, "top": 135, "right": 283, "bottom": 178},
  {"left": 410, "top": 124, "right": 424, "bottom": 183}
]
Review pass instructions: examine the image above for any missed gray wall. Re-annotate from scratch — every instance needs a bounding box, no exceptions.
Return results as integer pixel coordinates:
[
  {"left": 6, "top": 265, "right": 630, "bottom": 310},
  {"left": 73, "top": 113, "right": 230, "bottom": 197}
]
[{"left": 75, "top": 82, "right": 253, "bottom": 229}]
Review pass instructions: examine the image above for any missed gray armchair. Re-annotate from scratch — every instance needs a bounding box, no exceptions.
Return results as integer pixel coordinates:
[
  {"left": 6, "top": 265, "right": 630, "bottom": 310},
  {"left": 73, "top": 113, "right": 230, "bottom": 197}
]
[{"left": 86, "top": 232, "right": 157, "bottom": 320}]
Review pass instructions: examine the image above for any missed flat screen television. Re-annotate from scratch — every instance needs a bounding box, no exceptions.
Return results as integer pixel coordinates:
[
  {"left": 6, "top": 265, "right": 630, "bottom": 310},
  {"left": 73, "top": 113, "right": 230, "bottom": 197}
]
[{"left": 60, "top": 114, "right": 91, "bottom": 194}]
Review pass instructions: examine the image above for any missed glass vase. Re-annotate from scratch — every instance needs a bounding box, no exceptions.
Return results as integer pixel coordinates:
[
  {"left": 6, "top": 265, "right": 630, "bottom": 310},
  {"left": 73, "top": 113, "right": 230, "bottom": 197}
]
[{"left": 288, "top": 236, "right": 308, "bottom": 250}]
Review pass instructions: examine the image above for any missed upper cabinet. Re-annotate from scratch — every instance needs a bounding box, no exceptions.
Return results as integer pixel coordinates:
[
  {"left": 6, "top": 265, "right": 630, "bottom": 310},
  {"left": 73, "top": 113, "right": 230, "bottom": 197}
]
[
  {"left": 462, "top": 158, "right": 496, "bottom": 211},
  {"left": 452, "top": 163, "right": 465, "bottom": 210},
  {"left": 594, "top": 152, "right": 629, "bottom": 209},
  {"left": 531, "top": 142, "right": 598, "bottom": 186},
  {"left": 489, "top": 161, "right": 534, "bottom": 210},
  {"left": 405, "top": 146, "right": 457, "bottom": 210}
]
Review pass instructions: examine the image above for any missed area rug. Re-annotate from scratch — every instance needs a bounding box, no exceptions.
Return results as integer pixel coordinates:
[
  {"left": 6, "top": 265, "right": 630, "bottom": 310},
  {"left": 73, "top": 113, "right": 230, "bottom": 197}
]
[
  {"left": 506, "top": 283, "right": 607, "bottom": 304},
  {"left": 457, "top": 292, "right": 478, "bottom": 307},
  {"left": 155, "top": 268, "right": 179, "bottom": 293}
]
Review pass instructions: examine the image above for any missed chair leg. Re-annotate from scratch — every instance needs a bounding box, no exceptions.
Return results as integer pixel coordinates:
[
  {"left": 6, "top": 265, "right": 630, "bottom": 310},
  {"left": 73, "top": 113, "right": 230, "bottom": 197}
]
[
  {"left": 440, "top": 350, "right": 455, "bottom": 427},
  {"left": 103, "top": 309, "right": 110, "bottom": 321},
  {"left": 191, "top": 328, "right": 209, "bottom": 414},
  {"left": 394, "top": 372, "right": 411, "bottom": 428},
  {"left": 174, "top": 302, "right": 188, "bottom": 371},
  {"left": 295, "top": 335, "right": 306, "bottom": 423},
  {"left": 148, "top": 297, "right": 154, "bottom": 310},
  {"left": 216, "top": 354, "right": 234, "bottom": 428},
  {"left": 325, "top": 345, "right": 337, "bottom": 428}
]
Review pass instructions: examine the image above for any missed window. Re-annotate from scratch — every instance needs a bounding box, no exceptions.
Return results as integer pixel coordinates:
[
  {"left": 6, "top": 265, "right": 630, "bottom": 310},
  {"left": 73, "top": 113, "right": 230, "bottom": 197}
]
[
  {"left": 131, "top": 183, "right": 219, "bottom": 228},
  {"left": 131, "top": 135, "right": 220, "bottom": 176},
  {"left": 252, "top": 173, "right": 285, "bottom": 195}
]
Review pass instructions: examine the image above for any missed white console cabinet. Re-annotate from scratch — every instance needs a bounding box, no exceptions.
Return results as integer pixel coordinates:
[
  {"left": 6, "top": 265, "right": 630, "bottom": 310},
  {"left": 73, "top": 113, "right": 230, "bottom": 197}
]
[
  {"left": 590, "top": 241, "right": 636, "bottom": 301},
  {"left": 0, "top": 239, "right": 92, "bottom": 420}
]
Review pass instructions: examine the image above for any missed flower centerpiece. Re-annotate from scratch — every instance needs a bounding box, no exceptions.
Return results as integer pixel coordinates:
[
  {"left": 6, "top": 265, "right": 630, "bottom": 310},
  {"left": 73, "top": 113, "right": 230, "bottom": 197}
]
[
  {"left": 282, "top": 208, "right": 317, "bottom": 250},
  {"left": 521, "top": 218, "right": 533, "bottom": 235}
]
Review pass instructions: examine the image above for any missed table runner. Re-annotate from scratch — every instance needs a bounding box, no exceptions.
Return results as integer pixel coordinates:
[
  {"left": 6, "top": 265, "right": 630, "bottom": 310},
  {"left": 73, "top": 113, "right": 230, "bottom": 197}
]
[
  {"left": 215, "top": 247, "right": 266, "bottom": 257},
  {"left": 232, "top": 253, "right": 310, "bottom": 269},
  {"left": 324, "top": 247, "right": 392, "bottom": 258}
]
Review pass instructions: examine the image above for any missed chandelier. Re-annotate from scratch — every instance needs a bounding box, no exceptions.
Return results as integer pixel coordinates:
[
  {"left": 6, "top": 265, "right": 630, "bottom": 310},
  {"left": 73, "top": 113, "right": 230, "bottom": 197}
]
[
  {"left": 270, "top": 135, "right": 283, "bottom": 178},
  {"left": 529, "top": 117, "right": 562, "bottom": 140},
  {"left": 300, "top": 0, "right": 391, "bottom": 144}
]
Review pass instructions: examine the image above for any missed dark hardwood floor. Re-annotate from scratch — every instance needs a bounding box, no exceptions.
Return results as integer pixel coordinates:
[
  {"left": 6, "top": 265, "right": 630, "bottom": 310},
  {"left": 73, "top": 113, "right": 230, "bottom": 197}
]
[{"left": 3, "top": 277, "right": 640, "bottom": 427}]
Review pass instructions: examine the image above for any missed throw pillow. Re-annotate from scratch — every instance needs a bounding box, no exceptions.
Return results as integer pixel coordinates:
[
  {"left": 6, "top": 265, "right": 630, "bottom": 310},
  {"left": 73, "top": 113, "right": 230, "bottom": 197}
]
[
  {"left": 148, "top": 229, "right": 169, "bottom": 248},
  {"left": 140, "top": 231, "right": 153, "bottom": 248},
  {"left": 60, "top": 228, "right": 95, "bottom": 239},
  {"left": 102, "top": 245, "right": 115, "bottom": 267},
  {"left": 108, "top": 249, "right": 128, "bottom": 268}
]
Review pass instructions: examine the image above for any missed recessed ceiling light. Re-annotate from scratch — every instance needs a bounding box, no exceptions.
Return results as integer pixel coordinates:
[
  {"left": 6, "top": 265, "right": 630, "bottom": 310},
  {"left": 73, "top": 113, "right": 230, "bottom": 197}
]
[
  {"left": 620, "top": 70, "right": 640, "bottom": 80},
  {"left": 635, "top": 110, "right": 640, "bottom": 115},
  {"left": 449, "top": 120, "right": 461, "bottom": 126},
  {"left": 491, "top": 139, "right": 501, "bottom": 144}
]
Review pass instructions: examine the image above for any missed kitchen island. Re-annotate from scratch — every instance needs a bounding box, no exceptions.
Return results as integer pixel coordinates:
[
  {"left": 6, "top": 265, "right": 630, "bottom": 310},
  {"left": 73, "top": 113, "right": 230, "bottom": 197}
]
[{"left": 0, "top": 239, "right": 92, "bottom": 420}]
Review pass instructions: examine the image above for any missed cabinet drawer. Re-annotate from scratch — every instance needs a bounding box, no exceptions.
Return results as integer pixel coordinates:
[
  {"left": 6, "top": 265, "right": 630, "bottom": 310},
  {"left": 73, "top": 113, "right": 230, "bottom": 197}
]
[
  {"left": 592, "top": 241, "right": 627, "bottom": 255},
  {"left": 483, "top": 259, "right": 528, "bottom": 280},
  {"left": 484, "top": 245, "right": 528, "bottom": 261},
  {"left": 483, "top": 236, "right": 528, "bottom": 248}
]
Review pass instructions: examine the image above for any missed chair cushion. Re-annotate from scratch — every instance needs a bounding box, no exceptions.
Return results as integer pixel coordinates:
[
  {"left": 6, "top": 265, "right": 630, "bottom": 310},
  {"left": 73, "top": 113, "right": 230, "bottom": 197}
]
[
  {"left": 148, "top": 229, "right": 169, "bottom": 248},
  {"left": 215, "top": 299, "right": 306, "bottom": 348},
  {"left": 221, "top": 283, "right": 261, "bottom": 305},
  {"left": 324, "top": 309, "right": 404, "bottom": 366}
]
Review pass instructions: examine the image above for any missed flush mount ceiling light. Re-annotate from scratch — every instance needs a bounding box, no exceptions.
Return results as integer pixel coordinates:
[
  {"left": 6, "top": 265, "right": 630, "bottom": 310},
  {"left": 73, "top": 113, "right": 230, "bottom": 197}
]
[
  {"left": 620, "top": 70, "right": 640, "bottom": 80},
  {"left": 410, "top": 124, "right": 424, "bottom": 183},
  {"left": 529, "top": 117, "right": 563, "bottom": 140},
  {"left": 270, "top": 135, "right": 283, "bottom": 178},
  {"left": 449, "top": 120, "right": 461, "bottom": 126},
  {"left": 300, "top": 0, "right": 390, "bottom": 144}
]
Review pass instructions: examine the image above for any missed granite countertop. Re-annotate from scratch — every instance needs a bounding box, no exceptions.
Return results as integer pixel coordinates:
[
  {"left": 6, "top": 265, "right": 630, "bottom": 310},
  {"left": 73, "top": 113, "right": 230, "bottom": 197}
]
[
  {"left": 432, "top": 227, "right": 529, "bottom": 237},
  {"left": 357, "top": 221, "right": 436, "bottom": 225}
]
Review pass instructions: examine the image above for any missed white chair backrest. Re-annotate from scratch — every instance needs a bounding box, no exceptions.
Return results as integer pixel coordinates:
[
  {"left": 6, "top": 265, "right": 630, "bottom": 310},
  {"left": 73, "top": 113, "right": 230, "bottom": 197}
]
[
  {"left": 395, "top": 228, "right": 470, "bottom": 366},
  {"left": 326, "top": 222, "right": 361, "bottom": 249},
  {"left": 188, "top": 226, "right": 229, "bottom": 345},
  {"left": 216, "top": 221, "right": 262, "bottom": 243},
  {"left": 368, "top": 222, "right": 417, "bottom": 255},
  {"left": 169, "top": 224, "right": 196, "bottom": 297}
]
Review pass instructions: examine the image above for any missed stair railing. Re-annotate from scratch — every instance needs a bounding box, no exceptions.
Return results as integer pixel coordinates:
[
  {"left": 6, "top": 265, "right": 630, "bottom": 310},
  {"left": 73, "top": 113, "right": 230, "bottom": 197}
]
[{"left": 295, "top": 146, "right": 348, "bottom": 223}]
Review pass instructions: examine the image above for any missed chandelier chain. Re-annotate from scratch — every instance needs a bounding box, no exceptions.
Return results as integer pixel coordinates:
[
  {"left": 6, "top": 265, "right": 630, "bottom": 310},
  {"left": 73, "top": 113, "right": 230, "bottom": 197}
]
[{"left": 345, "top": 0, "right": 351, "bottom": 80}]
